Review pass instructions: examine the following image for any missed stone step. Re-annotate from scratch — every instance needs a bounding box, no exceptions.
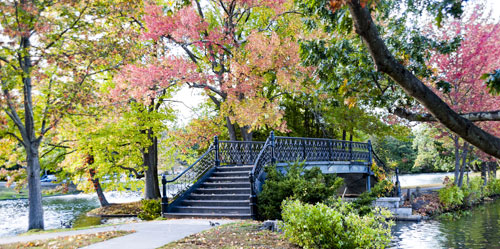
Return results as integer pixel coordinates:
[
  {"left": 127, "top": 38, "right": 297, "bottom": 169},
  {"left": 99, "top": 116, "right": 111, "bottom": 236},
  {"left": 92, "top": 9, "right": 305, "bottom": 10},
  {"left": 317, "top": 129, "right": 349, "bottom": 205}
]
[
  {"left": 206, "top": 176, "right": 249, "bottom": 182},
  {"left": 212, "top": 171, "right": 250, "bottom": 177},
  {"left": 181, "top": 200, "right": 250, "bottom": 207},
  {"left": 171, "top": 206, "right": 251, "bottom": 214},
  {"left": 188, "top": 194, "right": 249, "bottom": 200},
  {"left": 216, "top": 166, "right": 253, "bottom": 172},
  {"left": 202, "top": 182, "right": 251, "bottom": 188},
  {"left": 195, "top": 188, "right": 251, "bottom": 195},
  {"left": 163, "top": 213, "right": 252, "bottom": 219}
]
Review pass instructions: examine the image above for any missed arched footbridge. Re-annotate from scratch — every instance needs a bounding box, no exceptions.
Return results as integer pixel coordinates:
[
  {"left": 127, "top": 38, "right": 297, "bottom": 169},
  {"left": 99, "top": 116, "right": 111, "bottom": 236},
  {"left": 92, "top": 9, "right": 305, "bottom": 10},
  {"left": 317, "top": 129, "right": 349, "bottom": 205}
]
[{"left": 161, "top": 132, "right": 400, "bottom": 219}]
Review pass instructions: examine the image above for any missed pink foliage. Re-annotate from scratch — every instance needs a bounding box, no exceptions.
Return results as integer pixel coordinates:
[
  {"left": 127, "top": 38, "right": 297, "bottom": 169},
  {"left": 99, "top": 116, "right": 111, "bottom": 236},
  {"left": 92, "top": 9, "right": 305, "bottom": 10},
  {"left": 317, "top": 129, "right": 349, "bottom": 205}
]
[
  {"left": 425, "top": 4, "right": 500, "bottom": 160},
  {"left": 114, "top": 0, "right": 306, "bottom": 133},
  {"left": 112, "top": 56, "right": 208, "bottom": 104}
]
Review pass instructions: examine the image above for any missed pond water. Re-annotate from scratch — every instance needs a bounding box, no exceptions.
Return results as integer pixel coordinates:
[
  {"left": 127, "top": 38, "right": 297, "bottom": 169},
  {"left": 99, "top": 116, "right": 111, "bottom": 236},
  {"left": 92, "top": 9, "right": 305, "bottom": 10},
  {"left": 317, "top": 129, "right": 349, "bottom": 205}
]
[
  {"left": 0, "top": 191, "right": 141, "bottom": 238},
  {"left": 391, "top": 198, "right": 500, "bottom": 248}
]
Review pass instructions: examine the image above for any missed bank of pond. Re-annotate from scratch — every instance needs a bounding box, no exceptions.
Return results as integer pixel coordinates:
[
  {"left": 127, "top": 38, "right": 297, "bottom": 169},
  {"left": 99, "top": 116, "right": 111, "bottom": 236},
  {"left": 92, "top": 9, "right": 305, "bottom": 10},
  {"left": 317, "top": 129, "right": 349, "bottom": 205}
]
[{"left": 1, "top": 176, "right": 500, "bottom": 248}]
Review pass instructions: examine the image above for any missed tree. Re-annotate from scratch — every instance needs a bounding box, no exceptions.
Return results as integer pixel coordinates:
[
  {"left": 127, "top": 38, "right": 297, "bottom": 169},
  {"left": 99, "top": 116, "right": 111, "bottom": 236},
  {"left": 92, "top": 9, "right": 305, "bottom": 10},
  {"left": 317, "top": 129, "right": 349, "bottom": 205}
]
[
  {"left": 298, "top": 0, "right": 500, "bottom": 160},
  {"left": 371, "top": 136, "right": 417, "bottom": 173},
  {"left": 56, "top": 95, "right": 175, "bottom": 200},
  {"left": 412, "top": 125, "right": 455, "bottom": 173},
  {"left": 0, "top": 1, "right": 140, "bottom": 229},
  {"left": 127, "top": 0, "right": 312, "bottom": 141},
  {"left": 422, "top": 5, "right": 500, "bottom": 185}
]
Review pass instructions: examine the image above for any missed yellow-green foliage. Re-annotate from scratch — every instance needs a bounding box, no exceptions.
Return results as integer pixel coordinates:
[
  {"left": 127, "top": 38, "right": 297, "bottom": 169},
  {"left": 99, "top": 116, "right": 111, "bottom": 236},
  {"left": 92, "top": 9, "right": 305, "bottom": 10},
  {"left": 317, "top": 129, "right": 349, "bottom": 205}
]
[
  {"left": 439, "top": 184, "right": 464, "bottom": 208},
  {"left": 461, "top": 177, "right": 483, "bottom": 206},
  {"left": 439, "top": 177, "right": 500, "bottom": 209},
  {"left": 281, "top": 199, "right": 393, "bottom": 249},
  {"left": 138, "top": 199, "right": 161, "bottom": 220},
  {"left": 486, "top": 178, "right": 500, "bottom": 196}
]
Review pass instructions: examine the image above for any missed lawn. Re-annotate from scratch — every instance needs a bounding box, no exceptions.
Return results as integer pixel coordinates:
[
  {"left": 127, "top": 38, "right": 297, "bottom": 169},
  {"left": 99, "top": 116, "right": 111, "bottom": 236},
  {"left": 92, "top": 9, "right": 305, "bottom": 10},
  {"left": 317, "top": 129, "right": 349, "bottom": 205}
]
[
  {"left": 1, "top": 230, "right": 134, "bottom": 249},
  {"left": 160, "top": 221, "right": 299, "bottom": 249}
]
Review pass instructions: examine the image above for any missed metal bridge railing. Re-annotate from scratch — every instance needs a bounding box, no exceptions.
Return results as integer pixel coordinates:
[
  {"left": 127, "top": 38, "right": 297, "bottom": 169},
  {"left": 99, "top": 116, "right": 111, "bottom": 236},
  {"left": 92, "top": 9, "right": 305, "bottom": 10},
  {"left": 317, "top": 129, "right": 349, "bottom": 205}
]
[
  {"left": 218, "top": 140, "right": 265, "bottom": 165},
  {"left": 162, "top": 133, "right": 401, "bottom": 214},
  {"left": 273, "top": 136, "right": 371, "bottom": 163}
]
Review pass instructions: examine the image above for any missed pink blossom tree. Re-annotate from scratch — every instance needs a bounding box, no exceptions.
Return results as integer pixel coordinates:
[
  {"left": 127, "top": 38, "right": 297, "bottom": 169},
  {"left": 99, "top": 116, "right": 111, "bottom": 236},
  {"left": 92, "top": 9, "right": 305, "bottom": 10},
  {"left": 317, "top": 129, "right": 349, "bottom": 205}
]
[
  {"left": 115, "top": 0, "right": 313, "bottom": 141},
  {"left": 425, "top": 4, "right": 500, "bottom": 186}
]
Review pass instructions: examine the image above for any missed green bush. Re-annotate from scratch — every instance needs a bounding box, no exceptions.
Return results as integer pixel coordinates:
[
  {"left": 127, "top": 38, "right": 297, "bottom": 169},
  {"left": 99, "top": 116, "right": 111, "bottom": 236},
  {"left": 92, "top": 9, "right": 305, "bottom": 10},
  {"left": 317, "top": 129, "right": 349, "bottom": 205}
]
[
  {"left": 351, "top": 179, "right": 394, "bottom": 216},
  {"left": 461, "top": 177, "right": 483, "bottom": 206},
  {"left": 138, "top": 199, "right": 161, "bottom": 220},
  {"left": 438, "top": 184, "right": 464, "bottom": 209},
  {"left": 281, "top": 199, "right": 393, "bottom": 249},
  {"left": 257, "top": 161, "right": 343, "bottom": 220},
  {"left": 485, "top": 178, "right": 500, "bottom": 196}
]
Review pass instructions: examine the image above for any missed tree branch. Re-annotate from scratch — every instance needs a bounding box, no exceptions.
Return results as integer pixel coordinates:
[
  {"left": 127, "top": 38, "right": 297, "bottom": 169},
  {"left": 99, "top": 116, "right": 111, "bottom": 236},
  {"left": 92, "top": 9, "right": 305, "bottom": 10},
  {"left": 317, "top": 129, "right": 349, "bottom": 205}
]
[
  {"left": 4, "top": 132, "right": 25, "bottom": 146},
  {"left": 43, "top": 4, "right": 89, "bottom": 50},
  {"left": 116, "top": 165, "right": 144, "bottom": 179},
  {"left": 187, "top": 82, "right": 225, "bottom": 98},
  {"left": 347, "top": 0, "right": 500, "bottom": 159},
  {"left": 393, "top": 108, "right": 500, "bottom": 122}
]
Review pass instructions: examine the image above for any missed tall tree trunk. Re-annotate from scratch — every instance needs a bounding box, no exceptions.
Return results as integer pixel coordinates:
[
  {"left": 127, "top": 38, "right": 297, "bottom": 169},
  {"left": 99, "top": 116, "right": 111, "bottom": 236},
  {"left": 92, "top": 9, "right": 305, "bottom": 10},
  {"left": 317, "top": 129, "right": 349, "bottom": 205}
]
[
  {"left": 88, "top": 168, "right": 109, "bottom": 207},
  {"left": 143, "top": 131, "right": 160, "bottom": 199},
  {"left": 225, "top": 116, "right": 237, "bottom": 141},
  {"left": 453, "top": 136, "right": 460, "bottom": 185},
  {"left": 26, "top": 146, "right": 44, "bottom": 230},
  {"left": 240, "top": 125, "right": 253, "bottom": 141},
  {"left": 481, "top": 162, "right": 487, "bottom": 186},
  {"left": 20, "top": 34, "right": 44, "bottom": 230},
  {"left": 457, "top": 142, "right": 469, "bottom": 187},
  {"left": 488, "top": 161, "right": 497, "bottom": 180}
]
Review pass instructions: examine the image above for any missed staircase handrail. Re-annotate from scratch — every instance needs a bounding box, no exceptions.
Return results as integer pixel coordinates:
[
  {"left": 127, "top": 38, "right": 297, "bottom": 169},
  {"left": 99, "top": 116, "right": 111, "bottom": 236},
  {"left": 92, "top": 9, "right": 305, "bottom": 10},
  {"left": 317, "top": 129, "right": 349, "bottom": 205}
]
[
  {"left": 165, "top": 144, "right": 215, "bottom": 184},
  {"left": 250, "top": 137, "right": 271, "bottom": 180},
  {"left": 371, "top": 149, "right": 401, "bottom": 197}
]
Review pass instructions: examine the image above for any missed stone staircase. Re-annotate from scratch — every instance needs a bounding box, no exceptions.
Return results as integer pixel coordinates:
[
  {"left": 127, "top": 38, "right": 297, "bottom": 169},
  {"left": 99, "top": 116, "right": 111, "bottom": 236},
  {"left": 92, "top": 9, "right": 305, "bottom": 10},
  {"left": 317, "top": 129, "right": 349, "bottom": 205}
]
[{"left": 164, "top": 165, "right": 253, "bottom": 219}]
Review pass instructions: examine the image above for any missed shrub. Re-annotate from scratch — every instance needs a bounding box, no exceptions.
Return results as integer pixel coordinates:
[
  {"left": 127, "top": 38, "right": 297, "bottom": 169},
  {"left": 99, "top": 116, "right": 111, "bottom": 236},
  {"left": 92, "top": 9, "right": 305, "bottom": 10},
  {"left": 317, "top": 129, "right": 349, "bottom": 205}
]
[
  {"left": 438, "top": 184, "right": 464, "bottom": 209},
  {"left": 485, "top": 178, "right": 500, "bottom": 196},
  {"left": 257, "top": 161, "right": 343, "bottom": 220},
  {"left": 281, "top": 199, "right": 393, "bottom": 249},
  {"left": 138, "top": 199, "right": 161, "bottom": 220},
  {"left": 351, "top": 179, "right": 394, "bottom": 216},
  {"left": 461, "top": 177, "right": 483, "bottom": 206}
]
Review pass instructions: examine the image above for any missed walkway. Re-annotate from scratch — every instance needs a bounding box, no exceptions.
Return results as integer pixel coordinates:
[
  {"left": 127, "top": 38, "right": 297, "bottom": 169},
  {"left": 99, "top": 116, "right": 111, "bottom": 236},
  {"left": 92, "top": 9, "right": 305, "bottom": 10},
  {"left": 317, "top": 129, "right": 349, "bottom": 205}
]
[{"left": 0, "top": 219, "right": 234, "bottom": 249}]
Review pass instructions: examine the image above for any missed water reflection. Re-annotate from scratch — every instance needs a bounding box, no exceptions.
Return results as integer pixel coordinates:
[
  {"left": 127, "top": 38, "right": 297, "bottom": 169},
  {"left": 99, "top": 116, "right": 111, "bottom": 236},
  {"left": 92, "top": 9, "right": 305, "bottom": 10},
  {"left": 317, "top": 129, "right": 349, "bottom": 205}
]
[
  {"left": 0, "top": 191, "right": 141, "bottom": 237},
  {"left": 391, "top": 199, "right": 500, "bottom": 248}
]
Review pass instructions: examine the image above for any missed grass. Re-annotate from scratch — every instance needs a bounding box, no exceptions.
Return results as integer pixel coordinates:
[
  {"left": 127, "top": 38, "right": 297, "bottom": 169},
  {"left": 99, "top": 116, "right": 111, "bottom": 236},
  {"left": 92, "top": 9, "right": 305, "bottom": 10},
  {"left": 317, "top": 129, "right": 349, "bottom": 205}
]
[
  {"left": 87, "top": 201, "right": 142, "bottom": 216},
  {"left": 1, "top": 230, "right": 134, "bottom": 249},
  {"left": 159, "top": 220, "right": 300, "bottom": 249}
]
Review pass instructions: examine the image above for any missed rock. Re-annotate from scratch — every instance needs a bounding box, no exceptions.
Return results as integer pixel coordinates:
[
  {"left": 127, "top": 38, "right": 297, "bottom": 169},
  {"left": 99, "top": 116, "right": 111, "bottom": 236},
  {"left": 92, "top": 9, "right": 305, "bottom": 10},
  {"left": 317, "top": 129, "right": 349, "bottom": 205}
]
[
  {"left": 411, "top": 199, "right": 429, "bottom": 210},
  {"left": 260, "top": 220, "right": 280, "bottom": 232}
]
